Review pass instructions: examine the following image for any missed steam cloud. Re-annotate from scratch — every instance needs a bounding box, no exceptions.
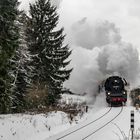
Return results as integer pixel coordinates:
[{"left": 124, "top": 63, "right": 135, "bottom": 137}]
[
  {"left": 64, "top": 18, "right": 140, "bottom": 97},
  {"left": 71, "top": 19, "right": 121, "bottom": 49}
]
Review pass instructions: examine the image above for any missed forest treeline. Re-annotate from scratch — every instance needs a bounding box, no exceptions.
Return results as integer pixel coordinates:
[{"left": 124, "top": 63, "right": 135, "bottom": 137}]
[{"left": 0, "top": 0, "right": 72, "bottom": 113}]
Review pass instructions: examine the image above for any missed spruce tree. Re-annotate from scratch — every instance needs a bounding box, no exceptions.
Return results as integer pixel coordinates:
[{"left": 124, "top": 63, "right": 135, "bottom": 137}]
[
  {"left": 26, "top": 0, "right": 72, "bottom": 105},
  {"left": 0, "top": 0, "right": 20, "bottom": 113}
]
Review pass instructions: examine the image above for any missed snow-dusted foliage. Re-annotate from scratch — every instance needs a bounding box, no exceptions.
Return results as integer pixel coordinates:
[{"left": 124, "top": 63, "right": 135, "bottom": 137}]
[
  {"left": 10, "top": 13, "right": 33, "bottom": 112},
  {"left": 26, "top": 0, "right": 72, "bottom": 105},
  {"left": 0, "top": 0, "right": 20, "bottom": 113}
]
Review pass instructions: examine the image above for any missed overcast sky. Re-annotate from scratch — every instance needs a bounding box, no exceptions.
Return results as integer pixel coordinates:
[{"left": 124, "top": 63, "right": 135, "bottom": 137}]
[{"left": 19, "top": 0, "right": 61, "bottom": 10}]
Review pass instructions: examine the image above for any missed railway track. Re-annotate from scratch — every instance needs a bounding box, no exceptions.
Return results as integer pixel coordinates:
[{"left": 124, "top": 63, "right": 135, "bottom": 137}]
[
  {"left": 56, "top": 107, "right": 112, "bottom": 140},
  {"left": 82, "top": 106, "right": 123, "bottom": 140},
  {"left": 47, "top": 106, "right": 123, "bottom": 140}
]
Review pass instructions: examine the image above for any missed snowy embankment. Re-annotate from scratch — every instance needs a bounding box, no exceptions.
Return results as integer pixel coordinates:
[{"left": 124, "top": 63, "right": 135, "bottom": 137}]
[
  {"left": 0, "top": 111, "right": 71, "bottom": 140},
  {"left": 0, "top": 94, "right": 88, "bottom": 140},
  {"left": 1, "top": 106, "right": 140, "bottom": 140},
  {"left": 0, "top": 93, "right": 140, "bottom": 140}
]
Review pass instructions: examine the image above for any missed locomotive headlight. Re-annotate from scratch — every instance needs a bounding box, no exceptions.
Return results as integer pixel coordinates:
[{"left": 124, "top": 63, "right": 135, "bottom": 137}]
[
  {"left": 123, "top": 91, "right": 126, "bottom": 94},
  {"left": 107, "top": 92, "right": 111, "bottom": 95}
]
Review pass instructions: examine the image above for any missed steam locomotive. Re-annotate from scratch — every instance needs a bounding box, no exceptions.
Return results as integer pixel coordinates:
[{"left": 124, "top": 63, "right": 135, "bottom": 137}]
[{"left": 104, "top": 76, "right": 127, "bottom": 105}]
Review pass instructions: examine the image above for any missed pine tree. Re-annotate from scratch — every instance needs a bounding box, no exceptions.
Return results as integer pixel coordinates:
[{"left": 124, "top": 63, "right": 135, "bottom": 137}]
[
  {"left": 26, "top": 0, "right": 72, "bottom": 105},
  {"left": 0, "top": 0, "right": 20, "bottom": 113}
]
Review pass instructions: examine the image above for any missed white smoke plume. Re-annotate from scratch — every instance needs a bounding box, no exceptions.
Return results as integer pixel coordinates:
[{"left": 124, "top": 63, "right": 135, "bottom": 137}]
[
  {"left": 71, "top": 19, "right": 121, "bottom": 49},
  {"left": 64, "top": 18, "right": 140, "bottom": 97},
  {"left": 98, "top": 42, "right": 139, "bottom": 83}
]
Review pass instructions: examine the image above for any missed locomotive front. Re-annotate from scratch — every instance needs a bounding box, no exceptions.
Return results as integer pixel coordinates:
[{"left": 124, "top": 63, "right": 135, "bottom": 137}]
[{"left": 104, "top": 76, "right": 127, "bottom": 105}]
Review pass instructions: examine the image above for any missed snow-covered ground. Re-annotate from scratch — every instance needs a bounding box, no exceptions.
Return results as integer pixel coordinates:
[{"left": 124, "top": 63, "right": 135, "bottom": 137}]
[
  {"left": 60, "top": 94, "right": 86, "bottom": 105},
  {"left": 45, "top": 107, "right": 140, "bottom": 140},
  {"left": 0, "top": 111, "right": 71, "bottom": 140},
  {"left": 45, "top": 92, "right": 140, "bottom": 140},
  {"left": 0, "top": 94, "right": 140, "bottom": 140}
]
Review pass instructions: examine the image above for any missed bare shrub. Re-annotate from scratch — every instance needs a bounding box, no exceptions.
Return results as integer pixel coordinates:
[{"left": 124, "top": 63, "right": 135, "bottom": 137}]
[
  {"left": 130, "top": 88, "right": 140, "bottom": 106},
  {"left": 25, "top": 83, "right": 48, "bottom": 110}
]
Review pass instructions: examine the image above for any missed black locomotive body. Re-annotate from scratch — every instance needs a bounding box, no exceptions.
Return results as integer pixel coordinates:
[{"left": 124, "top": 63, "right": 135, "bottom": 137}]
[{"left": 104, "top": 76, "right": 127, "bottom": 105}]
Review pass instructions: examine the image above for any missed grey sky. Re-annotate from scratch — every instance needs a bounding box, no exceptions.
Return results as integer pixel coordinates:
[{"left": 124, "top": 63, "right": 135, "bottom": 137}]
[{"left": 19, "top": 0, "right": 61, "bottom": 10}]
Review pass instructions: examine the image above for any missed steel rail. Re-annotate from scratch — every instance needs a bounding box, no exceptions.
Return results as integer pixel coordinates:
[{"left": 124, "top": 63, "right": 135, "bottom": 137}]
[
  {"left": 57, "top": 107, "right": 112, "bottom": 140},
  {"left": 82, "top": 106, "right": 123, "bottom": 140}
]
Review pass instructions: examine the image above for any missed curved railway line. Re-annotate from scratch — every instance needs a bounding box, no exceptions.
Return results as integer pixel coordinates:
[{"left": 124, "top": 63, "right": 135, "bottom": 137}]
[
  {"left": 82, "top": 106, "right": 123, "bottom": 140},
  {"left": 54, "top": 106, "right": 123, "bottom": 140},
  {"left": 56, "top": 107, "right": 112, "bottom": 140}
]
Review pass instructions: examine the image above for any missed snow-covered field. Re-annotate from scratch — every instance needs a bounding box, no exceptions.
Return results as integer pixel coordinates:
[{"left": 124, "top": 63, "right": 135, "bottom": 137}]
[
  {"left": 0, "top": 94, "right": 140, "bottom": 140},
  {"left": 0, "top": 111, "right": 71, "bottom": 140}
]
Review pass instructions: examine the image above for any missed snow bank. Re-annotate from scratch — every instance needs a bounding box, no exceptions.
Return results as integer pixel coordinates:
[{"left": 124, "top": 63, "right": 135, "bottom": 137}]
[
  {"left": 60, "top": 94, "right": 86, "bottom": 105},
  {"left": 0, "top": 111, "right": 70, "bottom": 140}
]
